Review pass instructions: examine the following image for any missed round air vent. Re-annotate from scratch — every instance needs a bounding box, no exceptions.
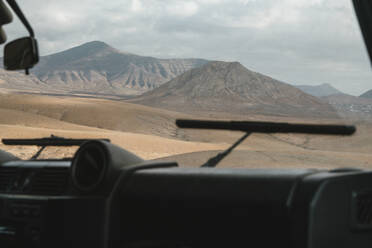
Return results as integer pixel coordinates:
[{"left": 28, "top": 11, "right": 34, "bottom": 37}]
[{"left": 71, "top": 141, "right": 108, "bottom": 192}]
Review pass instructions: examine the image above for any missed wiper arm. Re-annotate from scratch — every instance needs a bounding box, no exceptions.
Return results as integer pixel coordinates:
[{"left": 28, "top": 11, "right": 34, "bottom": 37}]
[
  {"left": 176, "top": 119, "right": 356, "bottom": 135},
  {"left": 201, "top": 132, "right": 251, "bottom": 168}
]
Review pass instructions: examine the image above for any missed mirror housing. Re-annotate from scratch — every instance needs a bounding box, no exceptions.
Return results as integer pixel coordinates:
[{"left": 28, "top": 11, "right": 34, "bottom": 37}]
[
  {"left": 0, "top": 28, "right": 6, "bottom": 45},
  {"left": 0, "top": 0, "right": 13, "bottom": 44},
  {"left": 3, "top": 36, "right": 38, "bottom": 72}
]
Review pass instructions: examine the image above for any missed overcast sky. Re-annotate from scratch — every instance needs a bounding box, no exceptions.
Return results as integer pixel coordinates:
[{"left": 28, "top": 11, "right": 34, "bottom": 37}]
[{"left": 3, "top": 0, "right": 372, "bottom": 95}]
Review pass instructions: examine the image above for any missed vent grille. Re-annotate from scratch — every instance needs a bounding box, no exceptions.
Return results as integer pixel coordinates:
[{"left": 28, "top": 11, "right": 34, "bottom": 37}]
[
  {"left": 0, "top": 167, "right": 18, "bottom": 193},
  {"left": 30, "top": 167, "right": 70, "bottom": 195},
  {"left": 355, "top": 192, "right": 372, "bottom": 226}
]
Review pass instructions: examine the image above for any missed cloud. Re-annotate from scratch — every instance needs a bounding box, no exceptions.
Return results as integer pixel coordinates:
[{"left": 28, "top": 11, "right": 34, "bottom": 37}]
[{"left": 2, "top": 0, "right": 372, "bottom": 95}]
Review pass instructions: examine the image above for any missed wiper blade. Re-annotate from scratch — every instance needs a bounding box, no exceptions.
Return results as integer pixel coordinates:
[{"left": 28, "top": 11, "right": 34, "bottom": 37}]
[
  {"left": 2, "top": 135, "right": 110, "bottom": 147},
  {"left": 176, "top": 119, "right": 356, "bottom": 135}
]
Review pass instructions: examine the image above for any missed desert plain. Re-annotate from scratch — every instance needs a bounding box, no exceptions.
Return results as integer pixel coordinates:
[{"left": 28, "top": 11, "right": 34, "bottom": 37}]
[{"left": 0, "top": 91, "right": 371, "bottom": 170}]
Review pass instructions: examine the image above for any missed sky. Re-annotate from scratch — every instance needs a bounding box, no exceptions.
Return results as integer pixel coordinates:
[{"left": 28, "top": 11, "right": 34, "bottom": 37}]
[{"left": 2, "top": 0, "right": 372, "bottom": 95}]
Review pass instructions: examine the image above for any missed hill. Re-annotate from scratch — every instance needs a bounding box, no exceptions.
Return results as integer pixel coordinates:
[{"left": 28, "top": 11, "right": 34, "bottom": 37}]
[
  {"left": 30, "top": 41, "right": 207, "bottom": 95},
  {"left": 1, "top": 92, "right": 372, "bottom": 169},
  {"left": 0, "top": 68, "right": 49, "bottom": 92},
  {"left": 0, "top": 92, "right": 252, "bottom": 144},
  {"left": 295, "top": 83, "right": 343, "bottom": 97},
  {"left": 131, "top": 61, "right": 338, "bottom": 118},
  {"left": 0, "top": 92, "right": 184, "bottom": 138}
]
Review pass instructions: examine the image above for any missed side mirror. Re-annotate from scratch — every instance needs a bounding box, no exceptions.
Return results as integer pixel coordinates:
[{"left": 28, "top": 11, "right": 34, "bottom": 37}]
[{"left": 3, "top": 36, "right": 38, "bottom": 73}]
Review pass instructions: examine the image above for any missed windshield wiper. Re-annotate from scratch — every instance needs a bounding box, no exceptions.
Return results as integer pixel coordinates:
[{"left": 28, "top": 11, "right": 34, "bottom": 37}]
[
  {"left": 2, "top": 135, "right": 110, "bottom": 160},
  {"left": 2, "top": 135, "right": 110, "bottom": 147},
  {"left": 176, "top": 119, "right": 356, "bottom": 168}
]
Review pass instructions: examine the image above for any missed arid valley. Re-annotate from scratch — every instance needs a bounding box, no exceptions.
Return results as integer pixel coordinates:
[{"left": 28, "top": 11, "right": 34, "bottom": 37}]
[
  {"left": 1, "top": 91, "right": 372, "bottom": 170},
  {"left": 1, "top": 41, "right": 372, "bottom": 170}
]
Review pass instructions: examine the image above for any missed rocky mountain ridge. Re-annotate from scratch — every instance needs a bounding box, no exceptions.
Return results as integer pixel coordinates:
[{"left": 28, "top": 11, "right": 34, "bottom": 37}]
[
  {"left": 132, "top": 61, "right": 338, "bottom": 118},
  {"left": 1, "top": 41, "right": 208, "bottom": 95}
]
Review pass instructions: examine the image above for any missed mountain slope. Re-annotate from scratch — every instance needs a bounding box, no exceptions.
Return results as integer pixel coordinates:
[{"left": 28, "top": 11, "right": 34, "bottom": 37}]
[
  {"left": 30, "top": 41, "right": 207, "bottom": 95},
  {"left": 0, "top": 68, "right": 49, "bottom": 92},
  {"left": 132, "top": 61, "right": 338, "bottom": 118},
  {"left": 295, "top": 83, "right": 343, "bottom": 97},
  {"left": 360, "top": 89, "right": 372, "bottom": 99}
]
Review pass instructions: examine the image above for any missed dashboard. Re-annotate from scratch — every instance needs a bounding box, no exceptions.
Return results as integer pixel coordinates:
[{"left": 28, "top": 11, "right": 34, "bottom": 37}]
[{"left": 0, "top": 140, "right": 372, "bottom": 248}]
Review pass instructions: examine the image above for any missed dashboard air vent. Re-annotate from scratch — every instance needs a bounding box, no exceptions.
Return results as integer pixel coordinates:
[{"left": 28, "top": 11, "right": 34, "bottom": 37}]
[
  {"left": 351, "top": 191, "right": 372, "bottom": 230},
  {"left": 356, "top": 192, "right": 372, "bottom": 226},
  {"left": 71, "top": 141, "right": 107, "bottom": 192},
  {"left": 30, "top": 167, "right": 69, "bottom": 195},
  {"left": 0, "top": 167, "right": 18, "bottom": 193}
]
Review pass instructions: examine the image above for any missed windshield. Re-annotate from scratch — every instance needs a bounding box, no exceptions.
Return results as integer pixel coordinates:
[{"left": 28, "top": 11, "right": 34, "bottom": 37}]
[{"left": 0, "top": 0, "right": 371, "bottom": 169}]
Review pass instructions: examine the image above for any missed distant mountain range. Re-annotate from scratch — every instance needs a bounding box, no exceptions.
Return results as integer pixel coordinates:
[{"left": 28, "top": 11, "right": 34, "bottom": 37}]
[
  {"left": 132, "top": 61, "right": 338, "bottom": 118},
  {"left": 0, "top": 41, "right": 349, "bottom": 119},
  {"left": 1, "top": 41, "right": 208, "bottom": 95},
  {"left": 319, "top": 88, "right": 372, "bottom": 120},
  {"left": 360, "top": 89, "right": 372, "bottom": 99},
  {"left": 291, "top": 84, "right": 372, "bottom": 120},
  {"left": 295, "top": 83, "right": 343, "bottom": 97},
  {"left": 322, "top": 93, "right": 372, "bottom": 120}
]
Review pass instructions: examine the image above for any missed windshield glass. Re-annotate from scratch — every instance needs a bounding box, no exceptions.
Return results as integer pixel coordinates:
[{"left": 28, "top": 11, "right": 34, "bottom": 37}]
[{"left": 1, "top": 0, "right": 371, "bottom": 169}]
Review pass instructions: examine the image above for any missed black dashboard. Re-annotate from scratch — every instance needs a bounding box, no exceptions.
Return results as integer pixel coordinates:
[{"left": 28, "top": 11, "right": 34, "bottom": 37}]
[
  {"left": 0, "top": 159, "right": 105, "bottom": 248},
  {"left": 0, "top": 140, "right": 372, "bottom": 248}
]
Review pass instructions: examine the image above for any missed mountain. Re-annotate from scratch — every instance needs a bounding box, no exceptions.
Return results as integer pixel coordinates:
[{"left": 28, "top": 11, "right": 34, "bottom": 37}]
[
  {"left": 360, "top": 89, "right": 372, "bottom": 99},
  {"left": 295, "top": 83, "right": 343, "bottom": 97},
  {"left": 1, "top": 41, "right": 208, "bottom": 95},
  {"left": 322, "top": 94, "right": 372, "bottom": 120},
  {"left": 132, "top": 61, "right": 338, "bottom": 118}
]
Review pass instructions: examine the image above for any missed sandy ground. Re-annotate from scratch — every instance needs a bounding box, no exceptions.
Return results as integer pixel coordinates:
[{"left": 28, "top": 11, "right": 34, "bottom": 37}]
[
  {"left": 0, "top": 92, "right": 372, "bottom": 170},
  {"left": 0, "top": 124, "right": 228, "bottom": 160}
]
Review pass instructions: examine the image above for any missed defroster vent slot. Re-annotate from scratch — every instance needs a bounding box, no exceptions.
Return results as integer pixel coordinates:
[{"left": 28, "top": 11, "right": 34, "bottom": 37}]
[
  {"left": 0, "top": 167, "right": 18, "bottom": 193},
  {"left": 30, "top": 167, "right": 69, "bottom": 195},
  {"left": 352, "top": 191, "right": 372, "bottom": 230}
]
